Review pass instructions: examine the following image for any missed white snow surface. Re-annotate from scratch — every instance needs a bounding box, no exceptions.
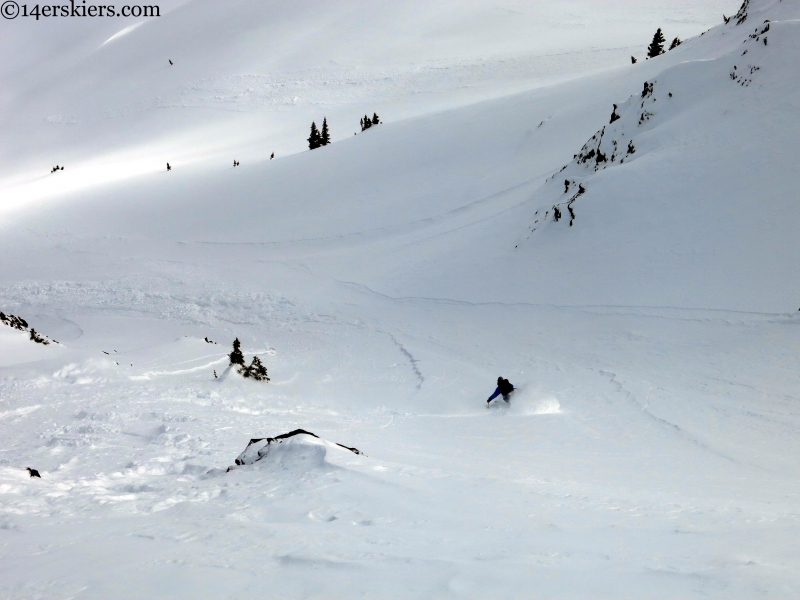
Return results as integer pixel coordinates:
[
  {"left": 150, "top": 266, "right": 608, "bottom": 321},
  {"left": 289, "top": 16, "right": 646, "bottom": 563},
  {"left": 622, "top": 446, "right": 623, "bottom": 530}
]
[{"left": 2, "top": 0, "right": 800, "bottom": 598}]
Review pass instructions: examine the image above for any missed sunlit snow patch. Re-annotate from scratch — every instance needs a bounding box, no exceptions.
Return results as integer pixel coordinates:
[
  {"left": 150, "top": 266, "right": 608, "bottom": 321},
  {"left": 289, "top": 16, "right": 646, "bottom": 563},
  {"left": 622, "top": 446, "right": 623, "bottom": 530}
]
[
  {"left": 530, "top": 396, "right": 561, "bottom": 415},
  {"left": 0, "top": 405, "right": 41, "bottom": 420},
  {"left": 101, "top": 22, "right": 145, "bottom": 47},
  {"left": 53, "top": 361, "right": 114, "bottom": 385},
  {"left": 501, "top": 385, "right": 562, "bottom": 415}
]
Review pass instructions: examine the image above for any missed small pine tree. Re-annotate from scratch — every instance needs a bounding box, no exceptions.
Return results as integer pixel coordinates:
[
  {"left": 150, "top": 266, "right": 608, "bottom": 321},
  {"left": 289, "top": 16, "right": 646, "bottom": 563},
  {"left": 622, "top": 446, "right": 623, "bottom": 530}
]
[
  {"left": 241, "top": 356, "right": 270, "bottom": 381},
  {"left": 361, "top": 115, "right": 372, "bottom": 131},
  {"left": 320, "top": 117, "right": 330, "bottom": 146},
  {"left": 669, "top": 37, "right": 681, "bottom": 50},
  {"left": 647, "top": 28, "right": 666, "bottom": 58},
  {"left": 372, "top": 113, "right": 380, "bottom": 125},
  {"left": 308, "top": 122, "right": 321, "bottom": 150},
  {"left": 229, "top": 338, "right": 245, "bottom": 366},
  {"left": 631, "top": 56, "right": 638, "bottom": 64}
]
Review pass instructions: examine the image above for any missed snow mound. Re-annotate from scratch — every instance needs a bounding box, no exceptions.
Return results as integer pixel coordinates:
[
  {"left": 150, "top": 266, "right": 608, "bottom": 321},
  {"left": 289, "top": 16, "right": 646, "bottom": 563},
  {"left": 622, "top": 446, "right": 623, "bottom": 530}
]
[
  {"left": 244, "top": 435, "right": 329, "bottom": 472},
  {"left": 0, "top": 326, "right": 61, "bottom": 368}
]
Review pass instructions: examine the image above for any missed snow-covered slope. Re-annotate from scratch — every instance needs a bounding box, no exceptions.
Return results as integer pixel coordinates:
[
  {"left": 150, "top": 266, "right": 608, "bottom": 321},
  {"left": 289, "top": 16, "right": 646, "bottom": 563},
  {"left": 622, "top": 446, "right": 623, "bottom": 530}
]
[
  {"left": 1, "top": 0, "right": 800, "bottom": 598},
  {"left": 1, "top": 0, "right": 732, "bottom": 204},
  {"left": 3, "top": 0, "right": 797, "bottom": 311}
]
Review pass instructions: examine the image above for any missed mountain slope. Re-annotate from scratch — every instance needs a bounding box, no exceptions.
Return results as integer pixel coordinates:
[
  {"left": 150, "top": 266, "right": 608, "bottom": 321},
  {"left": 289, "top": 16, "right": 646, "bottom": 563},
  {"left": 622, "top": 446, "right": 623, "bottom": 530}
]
[
  {"left": 367, "top": 0, "right": 800, "bottom": 311},
  {"left": 3, "top": 0, "right": 797, "bottom": 311},
  {"left": 0, "top": 0, "right": 733, "bottom": 202},
  {"left": 1, "top": 1, "right": 799, "bottom": 598}
]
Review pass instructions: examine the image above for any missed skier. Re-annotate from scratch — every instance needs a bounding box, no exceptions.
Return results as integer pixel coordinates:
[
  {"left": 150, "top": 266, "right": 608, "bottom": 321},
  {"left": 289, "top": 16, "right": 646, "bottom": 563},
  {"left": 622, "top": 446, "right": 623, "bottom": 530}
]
[{"left": 487, "top": 377, "right": 515, "bottom": 405}]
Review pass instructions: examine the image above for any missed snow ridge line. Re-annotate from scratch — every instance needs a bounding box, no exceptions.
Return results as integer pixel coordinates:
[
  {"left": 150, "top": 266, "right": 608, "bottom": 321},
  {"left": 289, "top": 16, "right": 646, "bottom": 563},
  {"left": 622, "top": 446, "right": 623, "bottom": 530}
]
[{"left": 337, "top": 280, "right": 797, "bottom": 320}]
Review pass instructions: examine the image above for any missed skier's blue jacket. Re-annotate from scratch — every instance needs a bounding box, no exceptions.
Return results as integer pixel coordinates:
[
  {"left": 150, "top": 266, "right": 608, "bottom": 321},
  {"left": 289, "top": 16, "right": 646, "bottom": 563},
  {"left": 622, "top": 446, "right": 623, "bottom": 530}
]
[{"left": 488, "top": 380, "right": 515, "bottom": 401}]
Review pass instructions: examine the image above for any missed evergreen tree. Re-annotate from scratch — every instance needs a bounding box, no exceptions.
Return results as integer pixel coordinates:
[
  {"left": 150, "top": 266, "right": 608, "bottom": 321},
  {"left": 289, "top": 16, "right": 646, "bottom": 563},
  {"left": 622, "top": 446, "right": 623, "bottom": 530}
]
[
  {"left": 361, "top": 115, "right": 372, "bottom": 131},
  {"left": 320, "top": 117, "right": 330, "bottom": 146},
  {"left": 372, "top": 113, "right": 380, "bottom": 125},
  {"left": 241, "top": 356, "right": 270, "bottom": 381},
  {"left": 647, "top": 28, "right": 666, "bottom": 58},
  {"left": 308, "top": 122, "right": 321, "bottom": 150},
  {"left": 669, "top": 37, "right": 682, "bottom": 50},
  {"left": 631, "top": 56, "right": 638, "bottom": 64},
  {"left": 229, "top": 337, "right": 245, "bottom": 366}
]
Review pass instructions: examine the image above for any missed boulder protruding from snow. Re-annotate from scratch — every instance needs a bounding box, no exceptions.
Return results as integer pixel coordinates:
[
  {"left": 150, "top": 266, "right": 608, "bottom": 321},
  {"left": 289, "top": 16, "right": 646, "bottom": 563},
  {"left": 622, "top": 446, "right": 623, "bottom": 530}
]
[{"left": 232, "top": 429, "right": 363, "bottom": 468}]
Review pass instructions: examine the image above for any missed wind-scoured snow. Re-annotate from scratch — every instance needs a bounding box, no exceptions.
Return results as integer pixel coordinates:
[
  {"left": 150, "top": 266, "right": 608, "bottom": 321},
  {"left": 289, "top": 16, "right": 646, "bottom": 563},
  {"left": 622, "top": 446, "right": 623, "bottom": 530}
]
[{"left": 1, "top": 0, "right": 799, "bottom": 598}]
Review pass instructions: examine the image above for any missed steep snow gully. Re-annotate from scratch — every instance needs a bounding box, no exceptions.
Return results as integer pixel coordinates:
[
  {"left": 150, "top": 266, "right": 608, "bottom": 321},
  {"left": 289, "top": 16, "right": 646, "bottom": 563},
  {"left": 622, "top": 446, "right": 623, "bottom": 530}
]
[{"left": 1, "top": 0, "right": 800, "bottom": 598}]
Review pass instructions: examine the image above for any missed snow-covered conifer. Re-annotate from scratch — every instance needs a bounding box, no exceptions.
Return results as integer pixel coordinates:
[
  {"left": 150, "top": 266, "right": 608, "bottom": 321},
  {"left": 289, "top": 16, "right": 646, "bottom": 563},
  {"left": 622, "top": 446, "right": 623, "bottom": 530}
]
[
  {"left": 229, "top": 338, "right": 245, "bottom": 366},
  {"left": 320, "top": 118, "right": 330, "bottom": 146},
  {"left": 241, "top": 356, "right": 270, "bottom": 381},
  {"left": 308, "top": 122, "right": 321, "bottom": 150},
  {"left": 647, "top": 28, "right": 666, "bottom": 58}
]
